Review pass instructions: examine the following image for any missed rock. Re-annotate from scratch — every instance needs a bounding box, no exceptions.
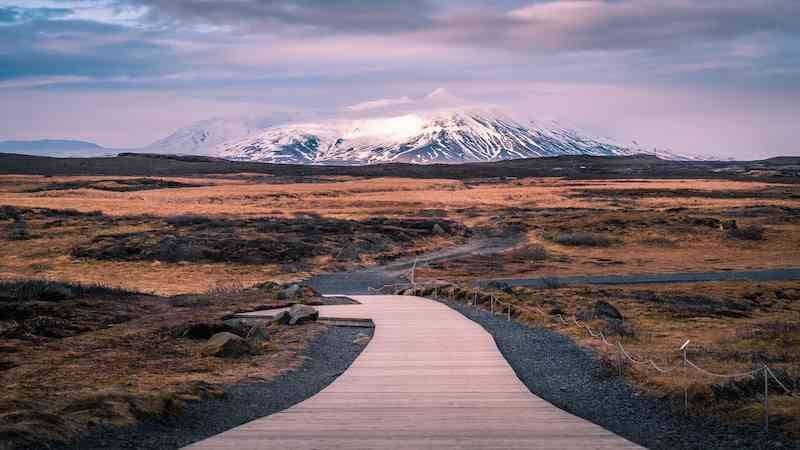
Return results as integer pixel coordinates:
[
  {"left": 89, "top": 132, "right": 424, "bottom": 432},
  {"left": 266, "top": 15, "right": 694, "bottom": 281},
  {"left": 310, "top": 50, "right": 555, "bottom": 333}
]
[
  {"left": 201, "top": 332, "right": 253, "bottom": 358},
  {"left": 594, "top": 300, "right": 624, "bottom": 321},
  {"left": 432, "top": 223, "right": 447, "bottom": 235},
  {"left": 223, "top": 318, "right": 246, "bottom": 329},
  {"left": 246, "top": 326, "right": 270, "bottom": 344},
  {"left": 176, "top": 321, "right": 232, "bottom": 340},
  {"left": 271, "top": 310, "right": 292, "bottom": 325},
  {"left": 277, "top": 283, "right": 320, "bottom": 300},
  {"left": 720, "top": 219, "right": 738, "bottom": 231},
  {"left": 288, "top": 304, "right": 319, "bottom": 325},
  {"left": 278, "top": 284, "right": 301, "bottom": 300}
]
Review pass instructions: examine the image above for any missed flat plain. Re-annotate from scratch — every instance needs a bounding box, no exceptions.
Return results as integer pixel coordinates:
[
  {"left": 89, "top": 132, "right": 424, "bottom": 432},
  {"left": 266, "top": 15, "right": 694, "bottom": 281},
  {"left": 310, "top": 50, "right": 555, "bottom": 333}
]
[{"left": 1, "top": 156, "right": 799, "bottom": 447}]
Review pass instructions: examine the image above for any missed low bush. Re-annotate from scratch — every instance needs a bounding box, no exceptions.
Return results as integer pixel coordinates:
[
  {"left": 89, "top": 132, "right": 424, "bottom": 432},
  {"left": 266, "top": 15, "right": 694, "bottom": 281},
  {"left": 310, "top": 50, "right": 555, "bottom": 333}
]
[
  {"left": 0, "top": 280, "right": 135, "bottom": 302},
  {"left": 514, "top": 244, "right": 548, "bottom": 261},
  {"left": 547, "top": 232, "right": 616, "bottom": 247},
  {"left": 8, "top": 218, "right": 30, "bottom": 240},
  {"left": 726, "top": 224, "right": 765, "bottom": 241}
]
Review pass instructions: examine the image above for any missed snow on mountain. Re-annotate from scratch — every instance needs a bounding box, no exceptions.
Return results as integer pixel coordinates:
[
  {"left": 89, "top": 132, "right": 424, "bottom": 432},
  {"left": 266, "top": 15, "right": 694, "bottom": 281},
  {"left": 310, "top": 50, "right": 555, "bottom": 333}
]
[
  {"left": 142, "top": 118, "right": 271, "bottom": 156},
  {"left": 220, "top": 107, "right": 697, "bottom": 165}
]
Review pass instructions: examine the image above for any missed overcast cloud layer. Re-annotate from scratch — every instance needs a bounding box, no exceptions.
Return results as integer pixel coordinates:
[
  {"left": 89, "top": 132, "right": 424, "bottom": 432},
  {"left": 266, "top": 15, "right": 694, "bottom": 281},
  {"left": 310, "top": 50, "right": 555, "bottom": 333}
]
[{"left": 0, "top": 0, "right": 798, "bottom": 157}]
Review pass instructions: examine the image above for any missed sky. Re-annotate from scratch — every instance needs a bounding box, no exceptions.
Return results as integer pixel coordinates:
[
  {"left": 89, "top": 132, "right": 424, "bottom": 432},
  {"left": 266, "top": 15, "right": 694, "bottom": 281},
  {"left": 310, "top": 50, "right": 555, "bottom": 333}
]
[{"left": 0, "top": 0, "right": 798, "bottom": 158}]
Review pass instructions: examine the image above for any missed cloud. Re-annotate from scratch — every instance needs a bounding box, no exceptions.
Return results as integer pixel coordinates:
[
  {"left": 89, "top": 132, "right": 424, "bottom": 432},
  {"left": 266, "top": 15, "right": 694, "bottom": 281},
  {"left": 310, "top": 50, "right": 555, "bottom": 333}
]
[
  {"left": 0, "top": 16, "right": 180, "bottom": 81},
  {"left": 122, "top": 0, "right": 435, "bottom": 32},
  {"left": 428, "top": 0, "right": 800, "bottom": 52},
  {"left": 344, "top": 96, "right": 413, "bottom": 112},
  {"left": 0, "top": 6, "right": 73, "bottom": 23}
]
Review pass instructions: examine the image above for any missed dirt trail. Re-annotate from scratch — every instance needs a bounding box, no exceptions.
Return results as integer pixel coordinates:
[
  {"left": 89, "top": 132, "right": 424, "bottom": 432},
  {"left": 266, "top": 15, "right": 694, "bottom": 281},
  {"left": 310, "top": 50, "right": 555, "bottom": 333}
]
[
  {"left": 308, "top": 233, "right": 800, "bottom": 294},
  {"left": 306, "top": 234, "right": 524, "bottom": 294}
]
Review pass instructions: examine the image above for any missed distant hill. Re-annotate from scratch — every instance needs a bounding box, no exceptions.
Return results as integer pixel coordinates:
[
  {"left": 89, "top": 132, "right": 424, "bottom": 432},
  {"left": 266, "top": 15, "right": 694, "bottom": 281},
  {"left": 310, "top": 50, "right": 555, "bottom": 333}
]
[
  {"left": 0, "top": 152, "right": 797, "bottom": 184},
  {"left": 0, "top": 139, "right": 114, "bottom": 157}
]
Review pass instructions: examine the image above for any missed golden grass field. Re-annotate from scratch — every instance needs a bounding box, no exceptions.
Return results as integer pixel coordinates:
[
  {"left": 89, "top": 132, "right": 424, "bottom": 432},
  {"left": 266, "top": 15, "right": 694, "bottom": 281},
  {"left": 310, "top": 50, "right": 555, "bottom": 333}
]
[{"left": 2, "top": 175, "right": 799, "bottom": 292}]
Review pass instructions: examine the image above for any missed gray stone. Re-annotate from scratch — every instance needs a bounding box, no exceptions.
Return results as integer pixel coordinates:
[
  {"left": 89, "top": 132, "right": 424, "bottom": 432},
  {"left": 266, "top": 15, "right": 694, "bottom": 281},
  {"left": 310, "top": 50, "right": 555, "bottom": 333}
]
[
  {"left": 288, "top": 304, "right": 319, "bottom": 325},
  {"left": 223, "top": 318, "right": 246, "bottom": 329},
  {"left": 246, "top": 326, "right": 270, "bottom": 344},
  {"left": 278, "top": 284, "right": 301, "bottom": 300},
  {"left": 201, "top": 332, "right": 253, "bottom": 358},
  {"left": 594, "top": 300, "right": 624, "bottom": 321},
  {"left": 432, "top": 223, "right": 447, "bottom": 235},
  {"left": 271, "top": 310, "right": 291, "bottom": 325}
]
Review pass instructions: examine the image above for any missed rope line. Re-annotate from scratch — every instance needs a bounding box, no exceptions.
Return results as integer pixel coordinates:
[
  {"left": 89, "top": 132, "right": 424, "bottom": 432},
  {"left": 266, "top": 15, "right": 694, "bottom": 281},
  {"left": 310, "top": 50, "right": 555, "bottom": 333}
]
[{"left": 400, "top": 282, "right": 795, "bottom": 390}]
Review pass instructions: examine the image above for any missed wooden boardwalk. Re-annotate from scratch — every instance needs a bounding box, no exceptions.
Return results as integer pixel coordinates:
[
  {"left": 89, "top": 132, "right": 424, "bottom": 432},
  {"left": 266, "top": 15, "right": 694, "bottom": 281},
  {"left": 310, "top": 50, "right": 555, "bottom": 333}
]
[{"left": 188, "top": 295, "right": 641, "bottom": 449}]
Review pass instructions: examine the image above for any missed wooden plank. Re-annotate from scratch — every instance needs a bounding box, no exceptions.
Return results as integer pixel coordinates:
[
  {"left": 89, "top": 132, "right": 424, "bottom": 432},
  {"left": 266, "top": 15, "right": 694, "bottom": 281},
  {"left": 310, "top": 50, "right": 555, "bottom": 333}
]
[{"left": 187, "top": 295, "right": 641, "bottom": 449}]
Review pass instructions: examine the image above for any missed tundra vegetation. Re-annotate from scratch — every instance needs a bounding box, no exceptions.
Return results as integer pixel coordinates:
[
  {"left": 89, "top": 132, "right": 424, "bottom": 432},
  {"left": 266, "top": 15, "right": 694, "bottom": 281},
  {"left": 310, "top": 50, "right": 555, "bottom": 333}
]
[{"left": 0, "top": 171, "right": 799, "bottom": 445}]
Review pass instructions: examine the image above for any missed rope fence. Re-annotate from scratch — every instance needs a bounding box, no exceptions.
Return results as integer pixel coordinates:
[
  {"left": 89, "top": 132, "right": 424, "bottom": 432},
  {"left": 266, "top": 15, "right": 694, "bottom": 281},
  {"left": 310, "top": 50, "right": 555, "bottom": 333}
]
[{"left": 376, "top": 274, "right": 796, "bottom": 434}]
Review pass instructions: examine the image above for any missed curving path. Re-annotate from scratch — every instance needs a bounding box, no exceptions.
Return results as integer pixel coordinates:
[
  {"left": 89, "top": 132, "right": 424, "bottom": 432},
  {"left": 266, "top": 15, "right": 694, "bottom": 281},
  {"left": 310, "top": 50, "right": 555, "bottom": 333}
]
[{"left": 187, "top": 295, "right": 640, "bottom": 449}]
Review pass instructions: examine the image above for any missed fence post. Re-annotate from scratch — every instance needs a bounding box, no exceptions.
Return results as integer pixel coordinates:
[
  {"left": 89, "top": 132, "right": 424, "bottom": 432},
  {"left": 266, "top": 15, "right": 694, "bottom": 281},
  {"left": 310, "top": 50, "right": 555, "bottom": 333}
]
[
  {"left": 490, "top": 296, "right": 495, "bottom": 314},
  {"left": 680, "top": 340, "right": 691, "bottom": 414},
  {"left": 507, "top": 304, "right": 511, "bottom": 321},
  {"left": 764, "top": 365, "right": 769, "bottom": 434}
]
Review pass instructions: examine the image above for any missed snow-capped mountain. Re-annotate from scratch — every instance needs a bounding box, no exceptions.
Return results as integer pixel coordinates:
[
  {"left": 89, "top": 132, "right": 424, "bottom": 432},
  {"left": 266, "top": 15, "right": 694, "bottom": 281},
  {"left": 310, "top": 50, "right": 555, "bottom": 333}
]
[
  {"left": 220, "top": 108, "right": 695, "bottom": 165},
  {"left": 142, "top": 118, "right": 271, "bottom": 156}
]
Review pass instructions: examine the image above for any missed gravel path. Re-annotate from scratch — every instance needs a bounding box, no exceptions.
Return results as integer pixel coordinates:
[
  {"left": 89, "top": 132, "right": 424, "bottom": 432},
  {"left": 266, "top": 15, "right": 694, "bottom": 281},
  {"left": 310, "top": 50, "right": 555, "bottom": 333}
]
[
  {"left": 43, "top": 326, "right": 371, "bottom": 450},
  {"left": 487, "top": 267, "right": 800, "bottom": 289},
  {"left": 440, "top": 299, "right": 799, "bottom": 450}
]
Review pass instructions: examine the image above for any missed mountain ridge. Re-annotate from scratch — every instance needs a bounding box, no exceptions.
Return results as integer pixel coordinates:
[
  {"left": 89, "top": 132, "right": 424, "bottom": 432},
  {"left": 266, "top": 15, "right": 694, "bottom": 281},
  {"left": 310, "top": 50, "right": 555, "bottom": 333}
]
[{"left": 219, "top": 108, "right": 696, "bottom": 164}]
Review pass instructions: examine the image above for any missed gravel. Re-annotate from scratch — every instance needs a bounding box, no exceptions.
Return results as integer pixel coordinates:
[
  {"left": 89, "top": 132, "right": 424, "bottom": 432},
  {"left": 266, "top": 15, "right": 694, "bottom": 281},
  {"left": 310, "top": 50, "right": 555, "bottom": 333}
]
[
  {"left": 43, "top": 326, "right": 371, "bottom": 450},
  {"left": 440, "top": 299, "right": 799, "bottom": 450}
]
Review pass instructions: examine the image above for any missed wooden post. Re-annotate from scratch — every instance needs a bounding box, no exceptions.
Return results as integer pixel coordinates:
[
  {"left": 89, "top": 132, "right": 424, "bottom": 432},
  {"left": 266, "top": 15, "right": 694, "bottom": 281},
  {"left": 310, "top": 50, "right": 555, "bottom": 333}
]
[
  {"left": 764, "top": 365, "right": 769, "bottom": 434},
  {"left": 679, "top": 340, "right": 691, "bottom": 414}
]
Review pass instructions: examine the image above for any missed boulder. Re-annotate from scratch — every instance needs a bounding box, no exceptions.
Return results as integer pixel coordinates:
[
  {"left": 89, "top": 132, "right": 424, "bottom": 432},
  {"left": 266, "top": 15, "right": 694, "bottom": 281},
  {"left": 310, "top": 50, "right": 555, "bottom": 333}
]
[
  {"left": 271, "top": 310, "right": 292, "bottom": 325},
  {"left": 432, "top": 223, "right": 447, "bottom": 235},
  {"left": 277, "top": 283, "right": 320, "bottom": 300},
  {"left": 278, "top": 284, "right": 301, "bottom": 300},
  {"left": 201, "top": 332, "right": 252, "bottom": 358},
  {"left": 246, "top": 326, "right": 270, "bottom": 344},
  {"left": 594, "top": 300, "right": 624, "bottom": 321},
  {"left": 176, "top": 321, "right": 232, "bottom": 340},
  {"left": 288, "top": 304, "right": 319, "bottom": 325}
]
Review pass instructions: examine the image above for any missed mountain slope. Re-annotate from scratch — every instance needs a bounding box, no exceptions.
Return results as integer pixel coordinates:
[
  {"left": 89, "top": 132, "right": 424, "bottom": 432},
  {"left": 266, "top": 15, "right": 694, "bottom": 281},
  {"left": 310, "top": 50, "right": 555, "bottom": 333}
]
[
  {"left": 0, "top": 139, "right": 112, "bottom": 157},
  {"left": 221, "top": 108, "right": 694, "bottom": 164},
  {"left": 142, "top": 118, "right": 269, "bottom": 156}
]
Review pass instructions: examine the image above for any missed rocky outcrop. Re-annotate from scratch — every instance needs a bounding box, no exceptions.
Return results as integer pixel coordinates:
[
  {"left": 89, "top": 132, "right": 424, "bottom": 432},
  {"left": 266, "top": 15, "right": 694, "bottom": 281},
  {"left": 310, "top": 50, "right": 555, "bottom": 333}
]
[
  {"left": 594, "top": 300, "right": 624, "bottom": 321},
  {"left": 288, "top": 305, "right": 319, "bottom": 325},
  {"left": 201, "top": 332, "right": 253, "bottom": 358}
]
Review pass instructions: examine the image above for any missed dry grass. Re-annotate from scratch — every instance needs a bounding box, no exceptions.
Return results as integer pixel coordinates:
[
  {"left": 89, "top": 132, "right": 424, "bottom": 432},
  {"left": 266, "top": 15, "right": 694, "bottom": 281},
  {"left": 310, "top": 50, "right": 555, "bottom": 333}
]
[
  {"left": 2, "top": 175, "right": 799, "bottom": 293},
  {"left": 0, "top": 280, "right": 329, "bottom": 448},
  {"left": 452, "top": 281, "right": 800, "bottom": 437}
]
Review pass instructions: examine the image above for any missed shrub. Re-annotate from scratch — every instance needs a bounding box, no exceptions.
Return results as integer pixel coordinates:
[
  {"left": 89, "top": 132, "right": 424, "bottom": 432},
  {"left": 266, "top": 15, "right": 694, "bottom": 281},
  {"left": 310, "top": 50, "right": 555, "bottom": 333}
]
[
  {"left": 165, "top": 214, "right": 227, "bottom": 228},
  {"left": 0, "top": 280, "right": 135, "bottom": 302},
  {"left": 540, "top": 277, "right": 564, "bottom": 289},
  {"left": 726, "top": 224, "right": 765, "bottom": 241},
  {"left": 8, "top": 218, "right": 30, "bottom": 240},
  {"left": 548, "top": 232, "right": 615, "bottom": 247},
  {"left": 515, "top": 244, "right": 548, "bottom": 261}
]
